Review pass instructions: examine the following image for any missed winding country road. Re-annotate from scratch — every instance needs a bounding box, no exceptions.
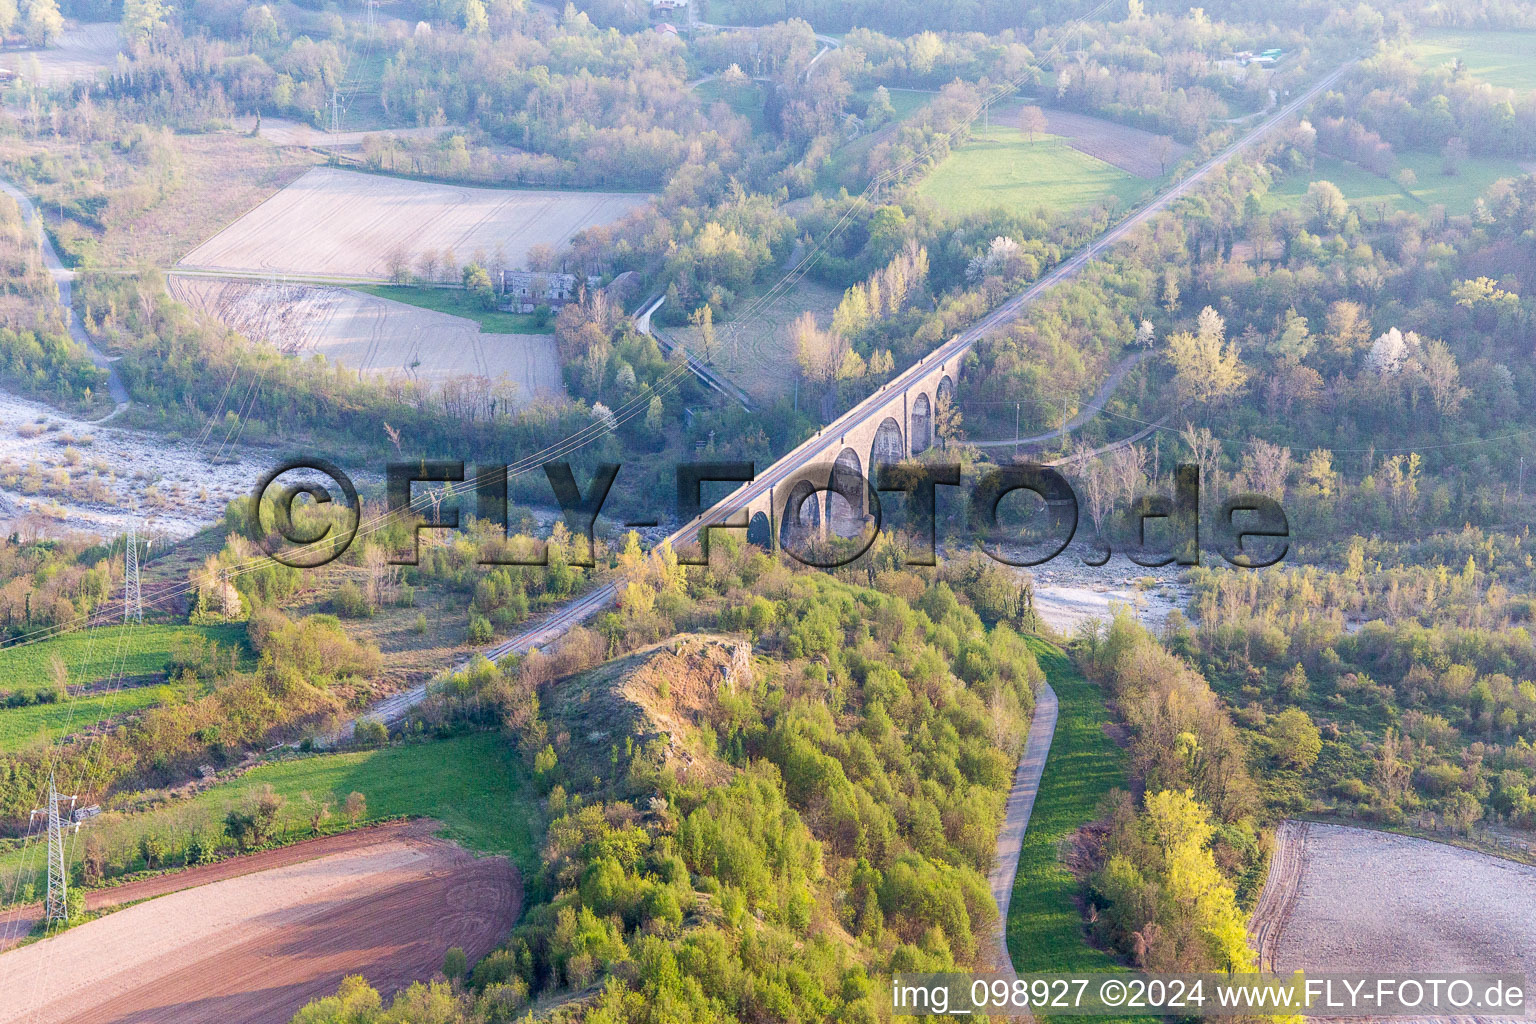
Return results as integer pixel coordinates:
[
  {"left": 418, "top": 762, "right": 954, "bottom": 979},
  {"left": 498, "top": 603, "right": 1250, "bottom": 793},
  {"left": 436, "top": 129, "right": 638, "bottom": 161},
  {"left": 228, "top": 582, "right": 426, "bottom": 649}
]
[{"left": 0, "top": 176, "right": 130, "bottom": 419}]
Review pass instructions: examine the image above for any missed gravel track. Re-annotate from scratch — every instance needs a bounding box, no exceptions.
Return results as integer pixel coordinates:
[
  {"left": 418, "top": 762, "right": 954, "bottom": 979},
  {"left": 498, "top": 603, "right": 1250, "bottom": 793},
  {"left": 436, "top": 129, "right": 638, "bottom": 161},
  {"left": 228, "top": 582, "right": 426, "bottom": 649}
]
[{"left": 1249, "top": 819, "right": 1309, "bottom": 971}]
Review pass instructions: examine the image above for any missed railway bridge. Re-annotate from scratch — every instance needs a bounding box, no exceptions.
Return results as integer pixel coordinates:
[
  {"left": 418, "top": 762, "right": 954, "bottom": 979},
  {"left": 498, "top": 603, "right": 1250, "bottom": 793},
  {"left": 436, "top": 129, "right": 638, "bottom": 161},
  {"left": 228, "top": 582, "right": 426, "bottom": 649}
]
[
  {"left": 468, "top": 55, "right": 1357, "bottom": 667},
  {"left": 736, "top": 352, "right": 958, "bottom": 551}
]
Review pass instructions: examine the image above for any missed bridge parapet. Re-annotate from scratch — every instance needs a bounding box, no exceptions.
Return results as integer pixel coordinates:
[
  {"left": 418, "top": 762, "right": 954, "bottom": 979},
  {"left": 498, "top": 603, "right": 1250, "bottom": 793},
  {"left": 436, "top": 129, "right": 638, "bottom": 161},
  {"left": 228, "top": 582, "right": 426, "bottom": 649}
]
[{"left": 694, "top": 344, "right": 965, "bottom": 554}]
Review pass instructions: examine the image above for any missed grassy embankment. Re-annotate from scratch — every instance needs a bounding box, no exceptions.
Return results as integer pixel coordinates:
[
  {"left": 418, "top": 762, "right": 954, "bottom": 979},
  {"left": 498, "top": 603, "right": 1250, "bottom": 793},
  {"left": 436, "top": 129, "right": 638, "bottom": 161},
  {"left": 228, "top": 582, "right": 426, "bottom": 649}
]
[{"left": 0, "top": 624, "right": 250, "bottom": 753}]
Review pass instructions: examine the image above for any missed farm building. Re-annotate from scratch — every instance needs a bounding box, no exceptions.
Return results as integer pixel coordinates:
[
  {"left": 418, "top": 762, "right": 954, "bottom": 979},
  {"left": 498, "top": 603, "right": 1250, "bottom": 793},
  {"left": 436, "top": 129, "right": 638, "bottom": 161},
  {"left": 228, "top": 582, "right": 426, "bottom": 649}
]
[
  {"left": 1230, "top": 48, "right": 1286, "bottom": 66},
  {"left": 500, "top": 270, "right": 601, "bottom": 312}
]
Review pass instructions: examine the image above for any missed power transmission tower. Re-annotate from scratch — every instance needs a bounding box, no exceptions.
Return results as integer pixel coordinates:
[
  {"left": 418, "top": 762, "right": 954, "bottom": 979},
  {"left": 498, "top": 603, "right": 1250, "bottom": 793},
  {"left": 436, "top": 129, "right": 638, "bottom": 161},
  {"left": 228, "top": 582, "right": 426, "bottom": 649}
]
[
  {"left": 30, "top": 774, "right": 76, "bottom": 924},
  {"left": 124, "top": 524, "right": 143, "bottom": 624}
]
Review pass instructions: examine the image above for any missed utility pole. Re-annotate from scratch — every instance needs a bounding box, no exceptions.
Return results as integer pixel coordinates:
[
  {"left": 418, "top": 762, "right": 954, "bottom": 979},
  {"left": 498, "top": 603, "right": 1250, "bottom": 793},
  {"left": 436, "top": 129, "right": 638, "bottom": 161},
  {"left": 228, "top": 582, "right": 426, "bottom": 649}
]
[
  {"left": 124, "top": 524, "right": 143, "bottom": 624},
  {"left": 1015, "top": 401, "right": 1020, "bottom": 444},
  {"left": 31, "top": 774, "right": 77, "bottom": 924},
  {"left": 330, "top": 86, "right": 340, "bottom": 135}
]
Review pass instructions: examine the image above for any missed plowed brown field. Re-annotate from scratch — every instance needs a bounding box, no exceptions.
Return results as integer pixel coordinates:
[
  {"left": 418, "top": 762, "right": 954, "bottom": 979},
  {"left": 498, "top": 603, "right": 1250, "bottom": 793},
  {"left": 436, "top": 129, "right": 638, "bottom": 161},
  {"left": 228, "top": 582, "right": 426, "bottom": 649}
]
[
  {"left": 1016, "top": 107, "right": 1189, "bottom": 179},
  {"left": 168, "top": 275, "right": 564, "bottom": 399},
  {"left": 0, "top": 820, "right": 519, "bottom": 1024}
]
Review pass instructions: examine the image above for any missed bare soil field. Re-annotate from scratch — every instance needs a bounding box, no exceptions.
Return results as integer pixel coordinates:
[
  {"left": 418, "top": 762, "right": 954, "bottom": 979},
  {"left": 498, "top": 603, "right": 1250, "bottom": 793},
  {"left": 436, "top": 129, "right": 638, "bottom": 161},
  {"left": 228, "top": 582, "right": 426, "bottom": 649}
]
[
  {"left": 179, "top": 166, "right": 652, "bottom": 281},
  {"left": 0, "top": 22, "right": 122, "bottom": 85},
  {"left": 0, "top": 820, "right": 519, "bottom": 1024},
  {"left": 1262, "top": 821, "right": 1536, "bottom": 976},
  {"left": 169, "top": 275, "right": 564, "bottom": 399},
  {"left": 1016, "top": 107, "right": 1188, "bottom": 179},
  {"left": 0, "top": 820, "right": 434, "bottom": 950}
]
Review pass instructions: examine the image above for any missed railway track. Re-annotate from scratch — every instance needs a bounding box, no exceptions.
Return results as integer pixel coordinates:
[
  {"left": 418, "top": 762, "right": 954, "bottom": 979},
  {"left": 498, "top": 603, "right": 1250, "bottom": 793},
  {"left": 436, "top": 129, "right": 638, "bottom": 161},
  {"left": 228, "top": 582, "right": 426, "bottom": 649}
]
[{"left": 349, "top": 56, "right": 1360, "bottom": 731}]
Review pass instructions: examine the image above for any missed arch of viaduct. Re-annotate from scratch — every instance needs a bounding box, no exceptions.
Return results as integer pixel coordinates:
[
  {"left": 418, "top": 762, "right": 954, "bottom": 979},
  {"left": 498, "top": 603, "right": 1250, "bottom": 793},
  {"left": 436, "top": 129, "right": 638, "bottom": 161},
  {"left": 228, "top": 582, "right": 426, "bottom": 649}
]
[{"left": 730, "top": 356, "right": 959, "bottom": 552}]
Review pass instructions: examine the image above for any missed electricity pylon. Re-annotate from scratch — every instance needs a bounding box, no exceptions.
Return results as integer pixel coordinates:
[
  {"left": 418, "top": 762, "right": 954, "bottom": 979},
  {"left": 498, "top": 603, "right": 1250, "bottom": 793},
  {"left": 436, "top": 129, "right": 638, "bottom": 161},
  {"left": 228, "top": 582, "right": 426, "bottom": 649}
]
[
  {"left": 30, "top": 774, "right": 76, "bottom": 923},
  {"left": 124, "top": 524, "right": 143, "bottom": 624}
]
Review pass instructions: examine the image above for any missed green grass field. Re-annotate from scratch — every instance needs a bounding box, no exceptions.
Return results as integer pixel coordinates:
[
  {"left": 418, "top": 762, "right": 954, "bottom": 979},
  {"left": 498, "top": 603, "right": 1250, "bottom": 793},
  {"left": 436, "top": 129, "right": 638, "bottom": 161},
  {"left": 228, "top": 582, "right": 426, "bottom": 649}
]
[
  {"left": 0, "top": 686, "right": 181, "bottom": 752},
  {"left": 0, "top": 624, "right": 249, "bottom": 694},
  {"left": 1266, "top": 151, "right": 1529, "bottom": 219},
  {"left": 355, "top": 284, "right": 555, "bottom": 335},
  {"left": 918, "top": 126, "right": 1151, "bottom": 217},
  {"left": 0, "top": 733, "right": 542, "bottom": 899},
  {"left": 1006, "top": 639, "right": 1154, "bottom": 1011},
  {"left": 1408, "top": 29, "right": 1536, "bottom": 91}
]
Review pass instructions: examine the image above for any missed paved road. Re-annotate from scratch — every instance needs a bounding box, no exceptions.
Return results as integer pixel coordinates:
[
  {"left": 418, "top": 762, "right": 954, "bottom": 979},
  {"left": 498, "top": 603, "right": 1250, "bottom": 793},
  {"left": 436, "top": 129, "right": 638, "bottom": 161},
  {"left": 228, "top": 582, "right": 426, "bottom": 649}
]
[
  {"left": 989, "top": 682, "right": 1059, "bottom": 976},
  {"left": 0, "top": 176, "right": 130, "bottom": 417}
]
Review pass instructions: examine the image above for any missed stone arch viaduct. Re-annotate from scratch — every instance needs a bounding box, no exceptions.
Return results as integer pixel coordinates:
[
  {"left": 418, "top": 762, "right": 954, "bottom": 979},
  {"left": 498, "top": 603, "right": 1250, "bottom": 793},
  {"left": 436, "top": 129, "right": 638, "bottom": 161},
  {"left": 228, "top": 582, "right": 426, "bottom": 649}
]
[
  {"left": 741, "top": 358, "right": 957, "bottom": 552},
  {"left": 469, "top": 57, "right": 1358, "bottom": 664}
]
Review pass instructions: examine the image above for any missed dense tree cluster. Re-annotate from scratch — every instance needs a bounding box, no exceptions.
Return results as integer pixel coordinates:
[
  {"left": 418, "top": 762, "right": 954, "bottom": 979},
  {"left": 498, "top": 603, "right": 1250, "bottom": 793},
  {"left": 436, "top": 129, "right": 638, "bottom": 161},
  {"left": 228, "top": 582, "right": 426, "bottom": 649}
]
[
  {"left": 290, "top": 541, "right": 1043, "bottom": 1021},
  {"left": 1187, "top": 554, "right": 1536, "bottom": 832},
  {"left": 0, "top": 534, "right": 116, "bottom": 638},
  {"left": 1071, "top": 611, "right": 1266, "bottom": 970},
  {"left": 1321, "top": 52, "right": 1536, "bottom": 161}
]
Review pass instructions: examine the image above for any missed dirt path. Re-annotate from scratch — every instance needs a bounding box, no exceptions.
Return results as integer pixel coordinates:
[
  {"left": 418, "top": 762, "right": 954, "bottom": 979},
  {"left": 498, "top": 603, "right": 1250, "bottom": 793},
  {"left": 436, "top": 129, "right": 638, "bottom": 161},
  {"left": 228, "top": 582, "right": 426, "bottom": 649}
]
[
  {"left": 0, "top": 820, "right": 518, "bottom": 1024},
  {"left": 0, "top": 176, "right": 130, "bottom": 414},
  {"left": 1249, "top": 819, "right": 1309, "bottom": 972},
  {"left": 989, "top": 682, "right": 1059, "bottom": 978}
]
